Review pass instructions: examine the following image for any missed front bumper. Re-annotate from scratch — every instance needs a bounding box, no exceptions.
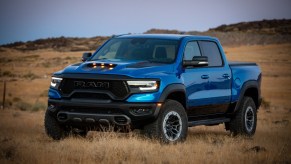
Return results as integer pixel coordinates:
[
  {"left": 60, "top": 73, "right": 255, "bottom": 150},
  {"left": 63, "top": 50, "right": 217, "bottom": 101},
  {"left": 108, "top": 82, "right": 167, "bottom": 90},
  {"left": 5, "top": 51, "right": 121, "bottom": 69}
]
[{"left": 48, "top": 98, "right": 162, "bottom": 128}]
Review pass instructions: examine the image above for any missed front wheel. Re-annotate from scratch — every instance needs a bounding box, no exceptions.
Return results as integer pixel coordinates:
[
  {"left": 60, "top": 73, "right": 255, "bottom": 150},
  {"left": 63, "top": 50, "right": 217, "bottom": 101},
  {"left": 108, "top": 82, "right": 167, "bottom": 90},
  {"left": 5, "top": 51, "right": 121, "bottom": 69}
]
[
  {"left": 143, "top": 100, "right": 188, "bottom": 143},
  {"left": 44, "top": 110, "right": 70, "bottom": 140},
  {"left": 229, "top": 97, "right": 257, "bottom": 136}
]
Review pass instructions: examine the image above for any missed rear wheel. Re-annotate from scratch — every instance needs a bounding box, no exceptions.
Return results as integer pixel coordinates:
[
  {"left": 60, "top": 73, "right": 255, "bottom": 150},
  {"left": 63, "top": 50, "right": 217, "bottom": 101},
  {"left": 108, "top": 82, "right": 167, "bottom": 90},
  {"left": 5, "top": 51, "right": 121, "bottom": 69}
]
[
  {"left": 229, "top": 97, "right": 257, "bottom": 136},
  {"left": 143, "top": 100, "right": 188, "bottom": 143}
]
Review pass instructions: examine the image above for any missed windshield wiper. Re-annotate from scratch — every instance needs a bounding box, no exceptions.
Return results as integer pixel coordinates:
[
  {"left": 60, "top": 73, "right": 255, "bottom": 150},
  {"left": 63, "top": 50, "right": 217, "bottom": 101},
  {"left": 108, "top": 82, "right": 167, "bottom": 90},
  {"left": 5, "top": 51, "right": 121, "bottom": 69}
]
[{"left": 148, "top": 59, "right": 168, "bottom": 64}]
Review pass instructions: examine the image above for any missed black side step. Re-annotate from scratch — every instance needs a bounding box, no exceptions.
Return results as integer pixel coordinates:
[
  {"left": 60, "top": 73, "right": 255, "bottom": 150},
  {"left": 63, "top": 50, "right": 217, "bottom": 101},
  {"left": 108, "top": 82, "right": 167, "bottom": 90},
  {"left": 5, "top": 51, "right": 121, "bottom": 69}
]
[{"left": 188, "top": 118, "right": 230, "bottom": 127}]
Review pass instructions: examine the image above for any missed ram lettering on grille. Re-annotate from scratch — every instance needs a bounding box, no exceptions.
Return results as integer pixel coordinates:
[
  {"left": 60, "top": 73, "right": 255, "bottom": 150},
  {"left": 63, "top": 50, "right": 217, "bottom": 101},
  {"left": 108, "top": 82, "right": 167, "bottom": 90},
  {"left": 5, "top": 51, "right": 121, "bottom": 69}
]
[{"left": 74, "top": 81, "right": 110, "bottom": 89}]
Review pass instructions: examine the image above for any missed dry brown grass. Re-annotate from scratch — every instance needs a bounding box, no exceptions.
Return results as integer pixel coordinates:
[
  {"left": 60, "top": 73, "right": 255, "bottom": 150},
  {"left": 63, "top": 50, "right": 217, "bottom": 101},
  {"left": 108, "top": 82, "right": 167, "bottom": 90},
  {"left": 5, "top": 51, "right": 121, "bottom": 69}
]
[
  {"left": 0, "top": 108, "right": 290, "bottom": 163},
  {"left": 0, "top": 44, "right": 291, "bottom": 163}
]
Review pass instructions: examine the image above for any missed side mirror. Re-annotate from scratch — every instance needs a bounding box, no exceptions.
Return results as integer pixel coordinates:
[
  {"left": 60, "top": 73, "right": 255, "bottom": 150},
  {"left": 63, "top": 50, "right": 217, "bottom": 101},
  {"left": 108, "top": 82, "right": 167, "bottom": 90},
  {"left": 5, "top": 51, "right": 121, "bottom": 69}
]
[
  {"left": 82, "top": 52, "right": 92, "bottom": 62},
  {"left": 183, "top": 56, "right": 208, "bottom": 67}
]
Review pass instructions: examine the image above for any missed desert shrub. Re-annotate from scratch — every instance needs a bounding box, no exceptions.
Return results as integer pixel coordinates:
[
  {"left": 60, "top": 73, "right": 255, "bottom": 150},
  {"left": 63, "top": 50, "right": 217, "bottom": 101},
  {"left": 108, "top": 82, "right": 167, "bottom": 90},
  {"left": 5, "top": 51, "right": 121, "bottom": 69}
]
[
  {"left": 70, "top": 46, "right": 88, "bottom": 52},
  {"left": 261, "top": 98, "right": 271, "bottom": 109},
  {"left": 0, "top": 58, "right": 13, "bottom": 63},
  {"left": 7, "top": 100, "right": 13, "bottom": 107},
  {"left": 88, "top": 44, "right": 98, "bottom": 50},
  {"left": 23, "top": 44, "right": 38, "bottom": 51},
  {"left": 0, "top": 99, "right": 13, "bottom": 108},
  {"left": 39, "top": 90, "right": 48, "bottom": 97},
  {"left": 23, "top": 72, "right": 39, "bottom": 80},
  {"left": 1, "top": 71, "right": 16, "bottom": 77},
  {"left": 42, "top": 62, "right": 51, "bottom": 68},
  {"left": 15, "top": 101, "right": 32, "bottom": 111},
  {"left": 64, "top": 56, "right": 72, "bottom": 60},
  {"left": 12, "top": 97, "right": 21, "bottom": 102},
  {"left": 32, "top": 102, "right": 46, "bottom": 112},
  {"left": 23, "top": 55, "right": 39, "bottom": 59}
]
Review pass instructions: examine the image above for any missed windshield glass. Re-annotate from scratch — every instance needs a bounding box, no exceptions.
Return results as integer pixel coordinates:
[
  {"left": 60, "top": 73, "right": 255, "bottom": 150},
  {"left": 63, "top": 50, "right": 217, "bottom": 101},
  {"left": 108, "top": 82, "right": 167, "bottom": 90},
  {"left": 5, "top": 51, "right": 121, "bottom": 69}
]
[{"left": 90, "top": 38, "right": 179, "bottom": 63}]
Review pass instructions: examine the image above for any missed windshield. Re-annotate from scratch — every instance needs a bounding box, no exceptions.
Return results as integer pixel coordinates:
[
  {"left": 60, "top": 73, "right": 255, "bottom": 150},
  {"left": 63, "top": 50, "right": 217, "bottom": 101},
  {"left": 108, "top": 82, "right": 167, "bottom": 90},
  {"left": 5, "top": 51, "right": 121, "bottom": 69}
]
[{"left": 90, "top": 38, "right": 179, "bottom": 63}]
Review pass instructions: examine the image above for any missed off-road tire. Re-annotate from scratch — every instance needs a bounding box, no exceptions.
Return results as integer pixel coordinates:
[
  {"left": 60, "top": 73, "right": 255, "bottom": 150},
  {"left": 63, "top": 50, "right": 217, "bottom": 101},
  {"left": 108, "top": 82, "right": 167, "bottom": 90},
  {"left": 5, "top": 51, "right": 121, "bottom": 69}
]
[
  {"left": 143, "top": 100, "right": 188, "bottom": 143},
  {"left": 44, "top": 110, "right": 69, "bottom": 140},
  {"left": 229, "top": 97, "right": 257, "bottom": 136}
]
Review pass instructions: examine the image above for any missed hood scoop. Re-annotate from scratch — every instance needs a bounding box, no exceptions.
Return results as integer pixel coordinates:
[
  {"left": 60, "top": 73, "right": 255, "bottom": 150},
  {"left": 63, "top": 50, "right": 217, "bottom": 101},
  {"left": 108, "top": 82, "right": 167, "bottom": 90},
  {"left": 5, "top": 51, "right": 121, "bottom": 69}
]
[{"left": 83, "top": 62, "right": 117, "bottom": 70}]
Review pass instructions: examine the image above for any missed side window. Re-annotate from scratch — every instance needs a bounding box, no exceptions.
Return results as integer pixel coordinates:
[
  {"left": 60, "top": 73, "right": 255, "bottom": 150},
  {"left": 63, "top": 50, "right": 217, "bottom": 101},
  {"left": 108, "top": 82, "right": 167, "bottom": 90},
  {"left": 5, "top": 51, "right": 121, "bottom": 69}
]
[
  {"left": 183, "top": 41, "right": 201, "bottom": 60},
  {"left": 199, "top": 41, "right": 223, "bottom": 67}
]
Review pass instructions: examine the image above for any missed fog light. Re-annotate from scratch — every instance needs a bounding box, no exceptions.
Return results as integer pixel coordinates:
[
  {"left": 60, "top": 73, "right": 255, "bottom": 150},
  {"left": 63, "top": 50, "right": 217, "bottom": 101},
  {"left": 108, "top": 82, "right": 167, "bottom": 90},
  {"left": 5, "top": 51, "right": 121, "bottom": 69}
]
[
  {"left": 48, "top": 104, "right": 56, "bottom": 112},
  {"left": 130, "top": 107, "right": 152, "bottom": 115}
]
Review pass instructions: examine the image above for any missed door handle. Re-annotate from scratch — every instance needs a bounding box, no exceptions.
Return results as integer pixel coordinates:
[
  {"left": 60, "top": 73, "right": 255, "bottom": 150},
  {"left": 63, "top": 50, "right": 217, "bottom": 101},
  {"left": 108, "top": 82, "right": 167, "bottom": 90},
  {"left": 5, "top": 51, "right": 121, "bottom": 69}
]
[
  {"left": 222, "top": 74, "right": 230, "bottom": 79},
  {"left": 201, "top": 75, "right": 209, "bottom": 79}
]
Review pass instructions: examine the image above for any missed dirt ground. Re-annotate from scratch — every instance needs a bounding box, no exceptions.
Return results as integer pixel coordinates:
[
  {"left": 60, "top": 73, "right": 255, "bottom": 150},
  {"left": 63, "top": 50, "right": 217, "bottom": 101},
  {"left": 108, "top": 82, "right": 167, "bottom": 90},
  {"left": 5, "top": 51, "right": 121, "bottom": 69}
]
[{"left": 0, "top": 44, "right": 290, "bottom": 163}]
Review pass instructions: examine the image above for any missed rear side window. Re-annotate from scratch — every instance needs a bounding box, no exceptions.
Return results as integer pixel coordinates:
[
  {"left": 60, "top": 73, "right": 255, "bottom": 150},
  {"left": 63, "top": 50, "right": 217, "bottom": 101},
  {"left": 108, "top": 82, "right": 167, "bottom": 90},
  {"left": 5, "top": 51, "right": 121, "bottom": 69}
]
[{"left": 199, "top": 41, "right": 223, "bottom": 67}]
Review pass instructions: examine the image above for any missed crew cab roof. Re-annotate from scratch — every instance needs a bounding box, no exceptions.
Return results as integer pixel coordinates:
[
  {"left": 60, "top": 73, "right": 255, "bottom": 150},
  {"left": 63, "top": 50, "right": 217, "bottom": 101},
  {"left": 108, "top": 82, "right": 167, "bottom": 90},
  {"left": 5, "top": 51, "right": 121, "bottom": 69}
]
[{"left": 115, "top": 34, "right": 217, "bottom": 41}]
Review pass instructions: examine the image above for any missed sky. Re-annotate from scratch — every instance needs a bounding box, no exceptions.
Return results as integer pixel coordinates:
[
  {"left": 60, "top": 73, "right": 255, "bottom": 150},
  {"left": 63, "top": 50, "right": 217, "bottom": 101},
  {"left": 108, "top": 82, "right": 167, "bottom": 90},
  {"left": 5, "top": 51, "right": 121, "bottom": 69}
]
[{"left": 0, "top": 0, "right": 291, "bottom": 45}]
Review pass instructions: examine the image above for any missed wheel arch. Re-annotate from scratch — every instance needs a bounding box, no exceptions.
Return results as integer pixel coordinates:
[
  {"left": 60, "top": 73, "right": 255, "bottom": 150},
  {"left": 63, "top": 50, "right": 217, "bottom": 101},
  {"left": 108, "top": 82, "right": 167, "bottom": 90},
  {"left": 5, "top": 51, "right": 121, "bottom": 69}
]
[
  {"left": 233, "top": 80, "right": 261, "bottom": 113},
  {"left": 159, "top": 84, "right": 187, "bottom": 109}
]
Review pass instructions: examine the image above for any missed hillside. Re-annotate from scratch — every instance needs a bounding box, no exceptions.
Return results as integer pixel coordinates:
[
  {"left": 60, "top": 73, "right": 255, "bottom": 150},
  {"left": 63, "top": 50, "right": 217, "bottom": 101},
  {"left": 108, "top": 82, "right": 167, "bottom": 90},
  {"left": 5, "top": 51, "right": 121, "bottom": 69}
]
[
  {"left": 1, "top": 19, "right": 291, "bottom": 51},
  {"left": 209, "top": 19, "right": 291, "bottom": 34},
  {"left": 146, "top": 19, "right": 291, "bottom": 46},
  {"left": 0, "top": 36, "right": 110, "bottom": 52}
]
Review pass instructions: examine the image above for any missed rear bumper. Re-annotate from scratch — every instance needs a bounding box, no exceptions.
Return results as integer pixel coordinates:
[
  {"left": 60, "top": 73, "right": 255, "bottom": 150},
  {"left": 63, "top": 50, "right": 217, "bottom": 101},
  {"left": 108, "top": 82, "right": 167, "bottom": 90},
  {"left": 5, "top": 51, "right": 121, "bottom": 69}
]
[{"left": 48, "top": 98, "right": 162, "bottom": 128}]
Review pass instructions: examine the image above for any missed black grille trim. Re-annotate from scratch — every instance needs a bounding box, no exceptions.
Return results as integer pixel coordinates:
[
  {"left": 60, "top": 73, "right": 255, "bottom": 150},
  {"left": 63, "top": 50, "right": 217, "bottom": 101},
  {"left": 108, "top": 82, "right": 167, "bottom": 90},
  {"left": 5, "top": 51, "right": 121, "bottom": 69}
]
[{"left": 59, "top": 78, "right": 130, "bottom": 100}]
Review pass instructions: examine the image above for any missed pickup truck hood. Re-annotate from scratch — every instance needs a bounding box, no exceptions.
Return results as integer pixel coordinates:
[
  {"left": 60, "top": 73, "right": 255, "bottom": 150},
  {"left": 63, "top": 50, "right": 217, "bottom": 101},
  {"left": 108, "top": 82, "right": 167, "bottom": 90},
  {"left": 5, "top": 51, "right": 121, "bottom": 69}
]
[{"left": 57, "top": 59, "right": 174, "bottom": 78}]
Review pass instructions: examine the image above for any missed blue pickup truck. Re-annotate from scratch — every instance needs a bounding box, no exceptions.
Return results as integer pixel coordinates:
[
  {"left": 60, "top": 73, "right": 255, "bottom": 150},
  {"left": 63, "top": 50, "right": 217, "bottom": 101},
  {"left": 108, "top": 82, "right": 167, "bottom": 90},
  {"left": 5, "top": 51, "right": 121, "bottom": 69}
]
[{"left": 45, "top": 34, "right": 261, "bottom": 143}]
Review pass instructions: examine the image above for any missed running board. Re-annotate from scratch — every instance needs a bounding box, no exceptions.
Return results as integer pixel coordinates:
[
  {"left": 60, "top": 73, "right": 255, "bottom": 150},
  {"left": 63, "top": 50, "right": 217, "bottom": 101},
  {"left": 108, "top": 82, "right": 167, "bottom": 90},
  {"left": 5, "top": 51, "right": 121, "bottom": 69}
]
[{"left": 188, "top": 118, "right": 230, "bottom": 127}]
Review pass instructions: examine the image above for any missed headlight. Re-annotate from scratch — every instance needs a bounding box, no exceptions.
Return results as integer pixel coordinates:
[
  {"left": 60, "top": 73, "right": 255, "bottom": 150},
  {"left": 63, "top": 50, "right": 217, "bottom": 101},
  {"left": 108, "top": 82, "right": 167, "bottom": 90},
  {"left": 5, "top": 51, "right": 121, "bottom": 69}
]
[
  {"left": 50, "top": 77, "right": 62, "bottom": 89},
  {"left": 127, "top": 81, "right": 159, "bottom": 92}
]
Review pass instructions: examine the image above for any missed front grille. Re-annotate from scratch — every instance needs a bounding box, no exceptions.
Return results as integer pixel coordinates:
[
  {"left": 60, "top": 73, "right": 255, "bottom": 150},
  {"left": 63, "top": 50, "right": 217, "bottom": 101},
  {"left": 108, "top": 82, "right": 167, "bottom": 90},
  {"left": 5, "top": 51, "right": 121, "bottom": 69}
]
[{"left": 59, "top": 78, "right": 130, "bottom": 100}]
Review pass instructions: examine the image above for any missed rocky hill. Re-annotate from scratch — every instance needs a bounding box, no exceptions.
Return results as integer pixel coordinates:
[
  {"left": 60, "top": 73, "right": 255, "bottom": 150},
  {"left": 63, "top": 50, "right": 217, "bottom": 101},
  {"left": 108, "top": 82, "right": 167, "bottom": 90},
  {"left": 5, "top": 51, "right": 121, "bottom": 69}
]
[
  {"left": 145, "top": 19, "right": 291, "bottom": 46},
  {"left": 209, "top": 19, "right": 291, "bottom": 35},
  {"left": 1, "top": 36, "right": 110, "bottom": 52},
  {"left": 1, "top": 19, "right": 291, "bottom": 51}
]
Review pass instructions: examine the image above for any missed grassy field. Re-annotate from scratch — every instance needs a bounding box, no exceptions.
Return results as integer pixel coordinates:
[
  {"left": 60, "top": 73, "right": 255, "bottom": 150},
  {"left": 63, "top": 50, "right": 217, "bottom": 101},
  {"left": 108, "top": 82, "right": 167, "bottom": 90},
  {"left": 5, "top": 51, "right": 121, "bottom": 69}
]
[{"left": 0, "top": 44, "right": 291, "bottom": 163}]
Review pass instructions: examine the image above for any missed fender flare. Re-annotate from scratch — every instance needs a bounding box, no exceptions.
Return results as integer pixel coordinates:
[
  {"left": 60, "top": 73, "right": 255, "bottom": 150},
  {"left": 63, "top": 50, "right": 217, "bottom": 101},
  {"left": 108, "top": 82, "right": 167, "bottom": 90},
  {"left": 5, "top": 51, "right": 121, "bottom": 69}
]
[
  {"left": 158, "top": 84, "right": 186, "bottom": 102},
  {"left": 232, "top": 80, "right": 261, "bottom": 113},
  {"left": 153, "top": 84, "right": 186, "bottom": 118}
]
